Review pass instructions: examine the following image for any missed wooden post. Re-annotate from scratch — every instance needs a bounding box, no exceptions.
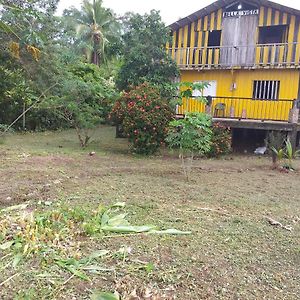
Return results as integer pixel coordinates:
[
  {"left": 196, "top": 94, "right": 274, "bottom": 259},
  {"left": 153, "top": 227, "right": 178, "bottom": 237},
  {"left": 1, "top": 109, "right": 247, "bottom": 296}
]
[
  {"left": 205, "top": 104, "right": 212, "bottom": 115},
  {"left": 241, "top": 109, "right": 247, "bottom": 119}
]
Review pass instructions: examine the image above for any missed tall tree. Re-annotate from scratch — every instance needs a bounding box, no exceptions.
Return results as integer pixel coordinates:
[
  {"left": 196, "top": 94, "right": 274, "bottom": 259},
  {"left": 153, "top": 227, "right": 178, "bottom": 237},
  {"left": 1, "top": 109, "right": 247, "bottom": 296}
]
[
  {"left": 65, "top": 0, "right": 120, "bottom": 65},
  {"left": 116, "top": 10, "right": 179, "bottom": 98}
]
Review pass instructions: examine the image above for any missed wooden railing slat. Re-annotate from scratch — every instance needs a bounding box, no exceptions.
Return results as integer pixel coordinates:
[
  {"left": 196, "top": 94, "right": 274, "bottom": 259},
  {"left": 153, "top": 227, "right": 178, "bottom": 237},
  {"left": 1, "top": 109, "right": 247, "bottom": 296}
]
[{"left": 169, "top": 43, "right": 299, "bottom": 68}]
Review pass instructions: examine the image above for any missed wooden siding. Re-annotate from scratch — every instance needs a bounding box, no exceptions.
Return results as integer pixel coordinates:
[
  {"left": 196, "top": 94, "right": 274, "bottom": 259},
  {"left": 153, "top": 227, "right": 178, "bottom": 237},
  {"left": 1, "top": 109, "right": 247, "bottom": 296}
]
[
  {"left": 169, "top": 5, "right": 300, "bottom": 67},
  {"left": 177, "top": 69, "right": 300, "bottom": 121},
  {"left": 221, "top": 15, "right": 257, "bottom": 66}
]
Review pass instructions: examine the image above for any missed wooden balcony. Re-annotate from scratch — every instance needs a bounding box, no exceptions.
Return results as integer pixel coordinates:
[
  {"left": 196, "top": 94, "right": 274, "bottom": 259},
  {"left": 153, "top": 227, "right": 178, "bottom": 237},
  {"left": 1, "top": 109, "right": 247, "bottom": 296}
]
[
  {"left": 177, "top": 97, "right": 299, "bottom": 122},
  {"left": 169, "top": 43, "right": 300, "bottom": 69}
]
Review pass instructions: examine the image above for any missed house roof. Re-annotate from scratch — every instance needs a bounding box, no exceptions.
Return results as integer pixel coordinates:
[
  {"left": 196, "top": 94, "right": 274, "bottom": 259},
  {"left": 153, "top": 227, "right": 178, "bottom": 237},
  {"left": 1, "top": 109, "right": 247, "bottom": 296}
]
[{"left": 168, "top": 0, "right": 300, "bottom": 30}]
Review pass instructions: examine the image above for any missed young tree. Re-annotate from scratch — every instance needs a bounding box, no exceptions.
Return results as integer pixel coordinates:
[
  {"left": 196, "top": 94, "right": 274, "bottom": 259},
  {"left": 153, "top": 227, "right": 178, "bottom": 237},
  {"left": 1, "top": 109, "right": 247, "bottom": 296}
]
[
  {"left": 116, "top": 10, "right": 178, "bottom": 97},
  {"left": 46, "top": 63, "right": 118, "bottom": 147},
  {"left": 167, "top": 113, "right": 212, "bottom": 181}
]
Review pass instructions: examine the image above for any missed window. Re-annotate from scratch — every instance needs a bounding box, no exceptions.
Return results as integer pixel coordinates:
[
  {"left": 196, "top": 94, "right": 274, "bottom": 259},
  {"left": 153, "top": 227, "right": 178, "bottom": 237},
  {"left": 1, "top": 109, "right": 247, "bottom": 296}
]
[
  {"left": 253, "top": 80, "right": 280, "bottom": 100},
  {"left": 258, "top": 25, "right": 287, "bottom": 44},
  {"left": 192, "top": 81, "right": 217, "bottom": 97},
  {"left": 208, "top": 30, "right": 221, "bottom": 47}
]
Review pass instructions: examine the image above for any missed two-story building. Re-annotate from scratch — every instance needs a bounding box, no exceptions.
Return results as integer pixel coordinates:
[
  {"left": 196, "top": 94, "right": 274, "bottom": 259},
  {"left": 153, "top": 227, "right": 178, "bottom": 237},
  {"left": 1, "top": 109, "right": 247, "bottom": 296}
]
[{"left": 167, "top": 0, "right": 300, "bottom": 149}]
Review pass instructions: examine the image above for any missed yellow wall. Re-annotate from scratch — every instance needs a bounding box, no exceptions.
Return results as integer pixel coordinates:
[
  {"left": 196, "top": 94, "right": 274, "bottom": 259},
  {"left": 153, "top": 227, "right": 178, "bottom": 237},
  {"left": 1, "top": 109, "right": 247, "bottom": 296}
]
[
  {"left": 170, "top": 6, "right": 300, "bottom": 52},
  {"left": 178, "top": 69, "right": 300, "bottom": 121},
  {"left": 181, "top": 69, "right": 299, "bottom": 99}
]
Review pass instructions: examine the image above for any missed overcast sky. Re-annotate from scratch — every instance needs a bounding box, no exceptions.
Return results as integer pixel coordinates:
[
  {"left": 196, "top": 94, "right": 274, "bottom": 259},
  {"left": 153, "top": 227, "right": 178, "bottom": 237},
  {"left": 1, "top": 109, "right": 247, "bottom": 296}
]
[{"left": 57, "top": 0, "right": 300, "bottom": 25}]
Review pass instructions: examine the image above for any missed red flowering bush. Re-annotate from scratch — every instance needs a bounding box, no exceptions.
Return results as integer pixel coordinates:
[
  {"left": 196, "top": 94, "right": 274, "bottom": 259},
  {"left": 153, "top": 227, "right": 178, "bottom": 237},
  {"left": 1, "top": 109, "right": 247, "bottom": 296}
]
[
  {"left": 207, "top": 123, "right": 232, "bottom": 157},
  {"left": 110, "top": 83, "right": 173, "bottom": 154}
]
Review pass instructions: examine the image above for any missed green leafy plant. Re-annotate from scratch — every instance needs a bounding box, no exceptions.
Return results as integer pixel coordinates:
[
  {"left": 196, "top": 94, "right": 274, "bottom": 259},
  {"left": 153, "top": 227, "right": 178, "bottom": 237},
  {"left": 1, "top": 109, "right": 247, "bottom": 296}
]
[
  {"left": 266, "top": 131, "right": 285, "bottom": 169},
  {"left": 110, "top": 83, "right": 173, "bottom": 154},
  {"left": 178, "top": 81, "right": 209, "bottom": 100},
  {"left": 46, "top": 63, "right": 117, "bottom": 147},
  {"left": 64, "top": 0, "right": 120, "bottom": 66},
  {"left": 269, "top": 135, "right": 300, "bottom": 170},
  {"left": 166, "top": 112, "right": 212, "bottom": 180},
  {"left": 284, "top": 138, "right": 300, "bottom": 170},
  {"left": 116, "top": 10, "right": 179, "bottom": 98},
  {"left": 207, "top": 122, "right": 232, "bottom": 157}
]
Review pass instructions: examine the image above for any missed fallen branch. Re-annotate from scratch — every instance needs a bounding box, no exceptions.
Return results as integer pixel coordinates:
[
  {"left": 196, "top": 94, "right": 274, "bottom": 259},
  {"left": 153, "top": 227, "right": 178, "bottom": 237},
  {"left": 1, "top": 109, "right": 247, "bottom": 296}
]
[{"left": 266, "top": 217, "right": 292, "bottom": 232}]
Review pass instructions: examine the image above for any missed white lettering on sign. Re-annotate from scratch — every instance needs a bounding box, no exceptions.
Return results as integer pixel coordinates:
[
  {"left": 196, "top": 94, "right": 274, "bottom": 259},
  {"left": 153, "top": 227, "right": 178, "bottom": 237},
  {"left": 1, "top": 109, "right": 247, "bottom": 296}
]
[{"left": 223, "top": 9, "right": 259, "bottom": 18}]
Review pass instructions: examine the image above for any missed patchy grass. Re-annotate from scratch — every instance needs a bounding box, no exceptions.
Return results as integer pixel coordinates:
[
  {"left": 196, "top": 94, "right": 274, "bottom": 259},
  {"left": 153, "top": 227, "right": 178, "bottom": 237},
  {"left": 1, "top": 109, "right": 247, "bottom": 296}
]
[{"left": 0, "top": 125, "right": 300, "bottom": 299}]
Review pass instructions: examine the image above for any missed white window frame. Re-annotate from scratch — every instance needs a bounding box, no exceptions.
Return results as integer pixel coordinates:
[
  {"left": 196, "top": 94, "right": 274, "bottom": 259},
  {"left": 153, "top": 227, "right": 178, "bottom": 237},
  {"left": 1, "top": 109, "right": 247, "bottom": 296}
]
[{"left": 253, "top": 80, "right": 280, "bottom": 100}]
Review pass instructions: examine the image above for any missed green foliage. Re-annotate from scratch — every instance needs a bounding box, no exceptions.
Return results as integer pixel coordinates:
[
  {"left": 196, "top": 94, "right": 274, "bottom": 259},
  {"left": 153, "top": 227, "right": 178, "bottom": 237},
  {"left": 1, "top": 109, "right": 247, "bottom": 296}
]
[
  {"left": 269, "top": 135, "right": 300, "bottom": 170},
  {"left": 266, "top": 131, "right": 286, "bottom": 168},
  {"left": 0, "top": 0, "right": 119, "bottom": 135},
  {"left": 116, "top": 10, "right": 178, "bottom": 98},
  {"left": 283, "top": 138, "right": 300, "bottom": 170},
  {"left": 178, "top": 81, "right": 209, "bottom": 101},
  {"left": 166, "top": 112, "right": 212, "bottom": 180},
  {"left": 207, "top": 123, "right": 232, "bottom": 157},
  {"left": 64, "top": 0, "right": 120, "bottom": 65},
  {"left": 44, "top": 63, "right": 118, "bottom": 147},
  {"left": 167, "top": 113, "right": 212, "bottom": 154},
  {"left": 0, "top": 201, "right": 190, "bottom": 285},
  {"left": 110, "top": 83, "right": 173, "bottom": 154}
]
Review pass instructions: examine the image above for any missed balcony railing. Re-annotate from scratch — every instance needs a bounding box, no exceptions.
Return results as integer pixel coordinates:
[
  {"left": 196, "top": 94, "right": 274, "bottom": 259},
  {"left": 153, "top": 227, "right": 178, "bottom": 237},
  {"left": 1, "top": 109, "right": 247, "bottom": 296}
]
[
  {"left": 177, "top": 97, "right": 297, "bottom": 122},
  {"left": 168, "top": 43, "right": 300, "bottom": 68}
]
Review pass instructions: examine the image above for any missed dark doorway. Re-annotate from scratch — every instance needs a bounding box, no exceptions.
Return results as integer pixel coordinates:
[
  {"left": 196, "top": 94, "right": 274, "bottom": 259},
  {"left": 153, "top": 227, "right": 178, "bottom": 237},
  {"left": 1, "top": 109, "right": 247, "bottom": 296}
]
[{"left": 258, "top": 25, "right": 287, "bottom": 44}]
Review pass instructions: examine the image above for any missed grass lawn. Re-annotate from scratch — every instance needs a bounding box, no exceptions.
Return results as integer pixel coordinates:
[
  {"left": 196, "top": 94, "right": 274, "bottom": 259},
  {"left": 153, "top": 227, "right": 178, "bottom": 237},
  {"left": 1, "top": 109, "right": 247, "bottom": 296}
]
[{"left": 0, "top": 125, "right": 299, "bottom": 299}]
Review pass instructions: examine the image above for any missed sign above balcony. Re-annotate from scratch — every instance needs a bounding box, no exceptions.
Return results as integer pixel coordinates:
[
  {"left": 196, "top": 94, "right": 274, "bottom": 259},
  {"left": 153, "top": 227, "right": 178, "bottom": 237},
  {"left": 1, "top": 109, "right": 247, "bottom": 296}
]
[{"left": 223, "top": 9, "right": 259, "bottom": 18}]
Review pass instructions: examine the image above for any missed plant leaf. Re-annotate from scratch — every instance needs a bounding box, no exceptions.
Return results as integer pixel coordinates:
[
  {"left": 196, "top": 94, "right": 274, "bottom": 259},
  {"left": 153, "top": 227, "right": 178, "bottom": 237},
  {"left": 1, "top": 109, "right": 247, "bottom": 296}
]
[
  {"left": 101, "top": 225, "right": 156, "bottom": 233},
  {"left": 90, "top": 291, "right": 120, "bottom": 300},
  {"left": 149, "top": 229, "right": 192, "bottom": 235},
  {"left": 56, "top": 260, "right": 89, "bottom": 281},
  {"left": 100, "top": 212, "right": 110, "bottom": 227},
  {"left": 12, "top": 253, "right": 22, "bottom": 268},
  {"left": 111, "top": 202, "right": 126, "bottom": 208},
  {"left": 0, "top": 240, "right": 14, "bottom": 250},
  {"left": 107, "top": 214, "right": 129, "bottom": 226}
]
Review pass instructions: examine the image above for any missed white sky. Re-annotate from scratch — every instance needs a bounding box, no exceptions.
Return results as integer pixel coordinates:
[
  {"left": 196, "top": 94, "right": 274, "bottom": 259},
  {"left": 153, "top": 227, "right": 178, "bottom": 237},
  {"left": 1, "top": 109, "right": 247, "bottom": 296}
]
[{"left": 57, "top": 0, "right": 300, "bottom": 25}]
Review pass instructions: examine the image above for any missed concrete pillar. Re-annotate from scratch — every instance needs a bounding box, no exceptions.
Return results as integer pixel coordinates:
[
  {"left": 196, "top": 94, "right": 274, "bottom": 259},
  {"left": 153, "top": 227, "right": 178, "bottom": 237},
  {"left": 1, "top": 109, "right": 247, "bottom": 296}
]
[
  {"left": 288, "top": 126, "right": 298, "bottom": 151},
  {"left": 288, "top": 107, "right": 300, "bottom": 124}
]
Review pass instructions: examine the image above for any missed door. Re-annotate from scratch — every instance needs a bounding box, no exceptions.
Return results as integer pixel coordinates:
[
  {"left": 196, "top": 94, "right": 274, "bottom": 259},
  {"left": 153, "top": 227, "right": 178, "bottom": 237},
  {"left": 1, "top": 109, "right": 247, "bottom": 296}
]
[{"left": 220, "top": 15, "right": 258, "bottom": 66}]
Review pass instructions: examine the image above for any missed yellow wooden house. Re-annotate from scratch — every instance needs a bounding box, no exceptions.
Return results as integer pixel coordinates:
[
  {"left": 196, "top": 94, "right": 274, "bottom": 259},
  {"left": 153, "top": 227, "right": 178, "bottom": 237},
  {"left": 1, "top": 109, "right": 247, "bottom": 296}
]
[{"left": 167, "top": 0, "right": 300, "bottom": 147}]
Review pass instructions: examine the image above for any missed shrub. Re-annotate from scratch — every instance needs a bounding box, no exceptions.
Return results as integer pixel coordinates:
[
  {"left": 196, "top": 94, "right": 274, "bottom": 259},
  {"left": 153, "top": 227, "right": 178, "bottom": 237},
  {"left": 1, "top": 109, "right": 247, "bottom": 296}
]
[
  {"left": 207, "top": 122, "right": 232, "bottom": 157},
  {"left": 110, "top": 83, "right": 173, "bottom": 154},
  {"left": 166, "top": 112, "right": 212, "bottom": 180},
  {"left": 265, "top": 131, "right": 285, "bottom": 168}
]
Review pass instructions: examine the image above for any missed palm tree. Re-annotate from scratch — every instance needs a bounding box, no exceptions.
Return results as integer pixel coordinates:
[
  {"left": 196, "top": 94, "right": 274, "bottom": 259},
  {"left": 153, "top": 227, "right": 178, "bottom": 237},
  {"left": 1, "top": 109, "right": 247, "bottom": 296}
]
[{"left": 72, "top": 0, "right": 119, "bottom": 65}]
